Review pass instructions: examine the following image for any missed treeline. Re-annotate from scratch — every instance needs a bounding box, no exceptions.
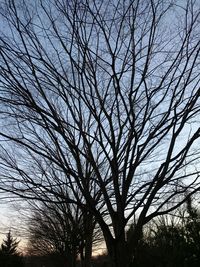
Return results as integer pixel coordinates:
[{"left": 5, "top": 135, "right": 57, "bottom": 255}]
[
  {"left": 92, "top": 198, "right": 200, "bottom": 267},
  {"left": 129, "top": 207, "right": 200, "bottom": 267},
  {"left": 9, "top": 198, "right": 198, "bottom": 267},
  {"left": 1, "top": 199, "right": 200, "bottom": 267}
]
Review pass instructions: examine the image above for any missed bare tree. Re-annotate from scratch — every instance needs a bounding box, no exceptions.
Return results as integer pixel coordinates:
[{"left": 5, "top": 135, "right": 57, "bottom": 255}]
[
  {"left": 0, "top": 0, "right": 200, "bottom": 266},
  {"left": 27, "top": 201, "right": 95, "bottom": 267},
  {"left": 22, "top": 166, "right": 97, "bottom": 267}
]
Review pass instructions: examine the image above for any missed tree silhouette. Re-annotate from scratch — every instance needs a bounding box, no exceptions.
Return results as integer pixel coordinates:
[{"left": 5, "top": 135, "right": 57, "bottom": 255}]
[
  {"left": 126, "top": 206, "right": 200, "bottom": 267},
  {"left": 184, "top": 197, "right": 200, "bottom": 266},
  {"left": 27, "top": 201, "right": 96, "bottom": 267},
  {"left": 0, "top": 231, "right": 24, "bottom": 267},
  {"left": 0, "top": 0, "right": 200, "bottom": 266},
  {"left": 1, "top": 231, "right": 19, "bottom": 256}
]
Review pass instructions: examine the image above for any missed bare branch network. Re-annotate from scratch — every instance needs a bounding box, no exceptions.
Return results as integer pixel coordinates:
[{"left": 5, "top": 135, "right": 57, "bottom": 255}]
[{"left": 0, "top": 0, "right": 200, "bottom": 266}]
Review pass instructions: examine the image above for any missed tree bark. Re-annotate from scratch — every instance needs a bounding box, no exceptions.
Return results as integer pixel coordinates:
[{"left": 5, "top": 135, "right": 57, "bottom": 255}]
[
  {"left": 82, "top": 213, "right": 94, "bottom": 267},
  {"left": 105, "top": 222, "right": 143, "bottom": 267},
  {"left": 79, "top": 211, "right": 94, "bottom": 267},
  {"left": 109, "top": 241, "right": 133, "bottom": 267}
]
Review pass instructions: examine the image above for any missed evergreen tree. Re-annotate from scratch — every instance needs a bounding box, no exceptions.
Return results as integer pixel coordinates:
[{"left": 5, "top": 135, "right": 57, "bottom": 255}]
[
  {"left": 1, "top": 231, "right": 19, "bottom": 255},
  {"left": 0, "top": 231, "right": 24, "bottom": 267}
]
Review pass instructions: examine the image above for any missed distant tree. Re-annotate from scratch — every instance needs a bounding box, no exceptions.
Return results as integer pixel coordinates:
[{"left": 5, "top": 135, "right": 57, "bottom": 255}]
[
  {"left": 1, "top": 231, "right": 19, "bottom": 255},
  {"left": 184, "top": 196, "right": 200, "bottom": 266},
  {"left": 27, "top": 200, "right": 97, "bottom": 267},
  {"left": 150, "top": 223, "right": 187, "bottom": 267},
  {"left": 28, "top": 204, "right": 84, "bottom": 267},
  {"left": 0, "top": 231, "right": 24, "bottom": 267},
  {"left": 126, "top": 205, "right": 200, "bottom": 267}
]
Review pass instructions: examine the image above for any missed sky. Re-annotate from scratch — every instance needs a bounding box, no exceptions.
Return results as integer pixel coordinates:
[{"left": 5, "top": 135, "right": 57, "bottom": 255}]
[{"left": 0, "top": 196, "right": 29, "bottom": 252}]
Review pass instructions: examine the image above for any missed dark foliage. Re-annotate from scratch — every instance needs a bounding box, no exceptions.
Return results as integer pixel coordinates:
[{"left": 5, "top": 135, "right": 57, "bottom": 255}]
[{"left": 0, "top": 231, "right": 24, "bottom": 267}]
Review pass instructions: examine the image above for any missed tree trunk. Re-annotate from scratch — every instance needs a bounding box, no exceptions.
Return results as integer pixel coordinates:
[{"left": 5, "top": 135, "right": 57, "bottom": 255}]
[
  {"left": 109, "top": 241, "right": 133, "bottom": 267},
  {"left": 71, "top": 246, "right": 77, "bottom": 267},
  {"left": 105, "top": 224, "right": 143, "bottom": 267},
  {"left": 81, "top": 213, "right": 94, "bottom": 267},
  {"left": 83, "top": 228, "right": 93, "bottom": 267}
]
